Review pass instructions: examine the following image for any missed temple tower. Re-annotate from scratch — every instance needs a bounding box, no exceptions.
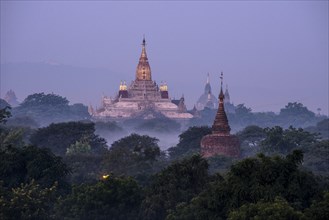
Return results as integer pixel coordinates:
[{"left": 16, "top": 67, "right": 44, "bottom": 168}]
[
  {"left": 224, "top": 85, "right": 230, "bottom": 104},
  {"left": 196, "top": 73, "right": 218, "bottom": 110},
  {"left": 136, "top": 37, "right": 152, "bottom": 81},
  {"left": 201, "top": 72, "right": 240, "bottom": 158},
  {"left": 212, "top": 80, "right": 230, "bottom": 135}
]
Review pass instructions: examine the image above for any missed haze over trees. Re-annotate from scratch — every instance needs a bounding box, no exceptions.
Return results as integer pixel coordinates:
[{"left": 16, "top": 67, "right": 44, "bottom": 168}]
[{"left": 0, "top": 93, "right": 328, "bottom": 219}]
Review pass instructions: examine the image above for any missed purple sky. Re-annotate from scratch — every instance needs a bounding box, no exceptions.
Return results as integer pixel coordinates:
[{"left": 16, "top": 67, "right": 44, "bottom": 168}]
[{"left": 1, "top": 1, "right": 328, "bottom": 114}]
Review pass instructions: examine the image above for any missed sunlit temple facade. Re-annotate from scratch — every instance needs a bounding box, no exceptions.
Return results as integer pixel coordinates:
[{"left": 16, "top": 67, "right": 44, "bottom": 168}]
[{"left": 89, "top": 38, "right": 193, "bottom": 120}]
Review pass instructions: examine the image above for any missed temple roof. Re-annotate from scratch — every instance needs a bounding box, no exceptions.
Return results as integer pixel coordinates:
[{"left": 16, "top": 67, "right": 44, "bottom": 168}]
[{"left": 136, "top": 37, "right": 152, "bottom": 81}]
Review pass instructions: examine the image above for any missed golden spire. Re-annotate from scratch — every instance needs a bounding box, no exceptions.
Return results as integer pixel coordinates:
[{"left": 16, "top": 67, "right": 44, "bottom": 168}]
[{"left": 136, "top": 37, "right": 152, "bottom": 81}]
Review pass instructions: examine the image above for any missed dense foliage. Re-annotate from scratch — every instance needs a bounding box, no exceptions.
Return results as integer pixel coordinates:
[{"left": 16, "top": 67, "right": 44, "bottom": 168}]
[
  {"left": 0, "top": 106, "right": 11, "bottom": 124},
  {"left": 102, "top": 133, "right": 165, "bottom": 185},
  {"left": 0, "top": 145, "right": 69, "bottom": 189},
  {"left": 167, "top": 151, "right": 323, "bottom": 220},
  {"left": 11, "top": 93, "right": 90, "bottom": 126},
  {"left": 167, "top": 126, "right": 212, "bottom": 160},
  {"left": 30, "top": 121, "right": 107, "bottom": 156},
  {"left": 141, "top": 155, "right": 209, "bottom": 220},
  {"left": 0, "top": 96, "right": 328, "bottom": 220},
  {"left": 190, "top": 102, "right": 326, "bottom": 131},
  {"left": 56, "top": 176, "right": 143, "bottom": 220}
]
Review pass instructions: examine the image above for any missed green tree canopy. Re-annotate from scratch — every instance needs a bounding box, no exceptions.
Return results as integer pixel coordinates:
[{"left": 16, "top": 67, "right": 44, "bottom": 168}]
[
  {"left": 228, "top": 197, "right": 306, "bottom": 220},
  {"left": 305, "top": 191, "right": 329, "bottom": 220},
  {"left": 140, "top": 155, "right": 209, "bottom": 220},
  {"left": 169, "top": 151, "right": 322, "bottom": 219},
  {"left": 56, "top": 176, "right": 143, "bottom": 220},
  {"left": 280, "top": 102, "right": 315, "bottom": 118},
  {"left": 303, "top": 140, "right": 329, "bottom": 176},
  {"left": 29, "top": 121, "right": 107, "bottom": 156},
  {"left": 19, "top": 93, "right": 69, "bottom": 108},
  {"left": 261, "top": 126, "right": 317, "bottom": 154},
  {"left": 237, "top": 125, "right": 266, "bottom": 157},
  {"left": 168, "top": 126, "right": 212, "bottom": 160},
  {"left": 0, "top": 106, "right": 11, "bottom": 124},
  {"left": 0, "top": 180, "right": 58, "bottom": 220},
  {"left": 102, "top": 133, "right": 162, "bottom": 185},
  {"left": 12, "top": 93, "right": 90, "bottom": 126},
  {"left": 0, "top": 145, "right": 69, "bottom": 189}
]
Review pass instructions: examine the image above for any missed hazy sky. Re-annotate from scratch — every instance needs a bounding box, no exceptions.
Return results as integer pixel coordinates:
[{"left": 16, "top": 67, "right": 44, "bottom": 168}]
[{"left": 1, "top": 1, "right": 328, "bottom": 114}]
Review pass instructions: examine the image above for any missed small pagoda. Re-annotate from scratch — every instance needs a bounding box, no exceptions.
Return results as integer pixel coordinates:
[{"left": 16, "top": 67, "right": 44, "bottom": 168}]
[{"left": 200, "top": 73, "right": 240, "bottom": 158}]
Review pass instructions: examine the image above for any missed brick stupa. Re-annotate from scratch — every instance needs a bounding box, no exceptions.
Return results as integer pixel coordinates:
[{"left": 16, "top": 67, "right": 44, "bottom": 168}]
[{"left": 201, "top": 73, "right": 240, "bottom": 158}]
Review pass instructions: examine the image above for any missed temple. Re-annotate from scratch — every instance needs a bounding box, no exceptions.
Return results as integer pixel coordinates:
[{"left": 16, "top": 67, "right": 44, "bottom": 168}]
[
  {"left": 90, "top": 38, "right": 193, "bottom": 120},
  {"left": 4, "top": 89, "right": 20, "bottom": 107},
  {"left": 196, "top": 73, "right": 218, "bottom": 110},
  {"left": 200, "top": 73, "right": 240, "bottom": 157}
]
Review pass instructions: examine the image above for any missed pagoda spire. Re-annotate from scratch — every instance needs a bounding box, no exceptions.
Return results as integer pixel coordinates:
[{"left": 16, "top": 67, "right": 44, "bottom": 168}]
[
  {"left": 207, "top": 72, "right": 210, "bottom": 84},
  {"left": 136, "top": 36, "right": 152, "bottom": 80},
  {"left": 224, "top": 84, "right": 230, "bottom": 103},
  {"left": 212, "top": 72, "right": 231, "bottom": 135}
]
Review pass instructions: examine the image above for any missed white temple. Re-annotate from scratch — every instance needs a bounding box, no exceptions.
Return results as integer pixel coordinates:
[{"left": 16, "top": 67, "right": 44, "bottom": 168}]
[{"left": 89, "top": 38, "right": 193, "bottom": 120}]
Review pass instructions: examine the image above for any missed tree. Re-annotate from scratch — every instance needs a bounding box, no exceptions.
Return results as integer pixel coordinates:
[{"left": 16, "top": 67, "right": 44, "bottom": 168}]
[
  {"left": 226, "top": 151, "right": 320, "bottom": 209},
  {"left": 235, "top": 104, "right": 252, "bottom": 115},
  {"left": 6, "top": 116, "right": 39, "bottom": 128},
  {"left": 140, "top": 155, "right": 209, "bottom": 220},
  {"left": 19, "top": 93, "right": 69, "bottom": 108},
  {"left": 102, "top": 133, "right": 162, "bottom": 185},
  {"left": 169, "top": 151, "right": 322, "bottom": 219},
  {"left": 260, "top": 126, "right": 317, "bottom": 155},
  {"left": 64, "top": 153, "right": 103, "bottom": 184},
  {"left": 30, "top": 121, "right": 107, "bottom": 156},
  {"left": 12, "top": 93, "right": 90, "bottom": 126},
  {"left": 0, "top": 127, "right": 26, "bottom": 149},
  {"left": 55, "top": 176, "right": 143, "bottom": 220},
  {"left": 110, "top": 133, "right": 160, "bottom": 161},
  {"left": 0, "top": 180, "right": 58, "bottom": 220},
  {"left": 168, "top": 126, "right": 212, "bottom": 160},
  {"left": 228, "top": 197, "right": 306, "bottom": 220},
  {"left": 0, "top": 145, "right": 69, "bottom": 189},
  {"left": 69, "top": 103, "right": 90, "bottom": 119},
  {"left": 0, "top": 98, "right": 10, "bottom": 109},
  {"left": 305, "top": 191, "right": 329, "bottom": 220},
  {"left": 280, "top": 102, "right": 315, "bottom": 118},
  {"left": 66, "top": 139, "right": 91, "bottom": 155},
  {"left": 0, "top": 106, "right": 11, "bottom": 124},
  {"left": 305, "top": 119, "right": 329, "bottom": 140},
  {"left": 237, "top": 125, "right": 266, "bottom": 157},
  {"left": 303, "top": 140, "right": 329, "bottom": 176},
  {"left": 279, "top": 102, "right": 317, "bottom": 127}
]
